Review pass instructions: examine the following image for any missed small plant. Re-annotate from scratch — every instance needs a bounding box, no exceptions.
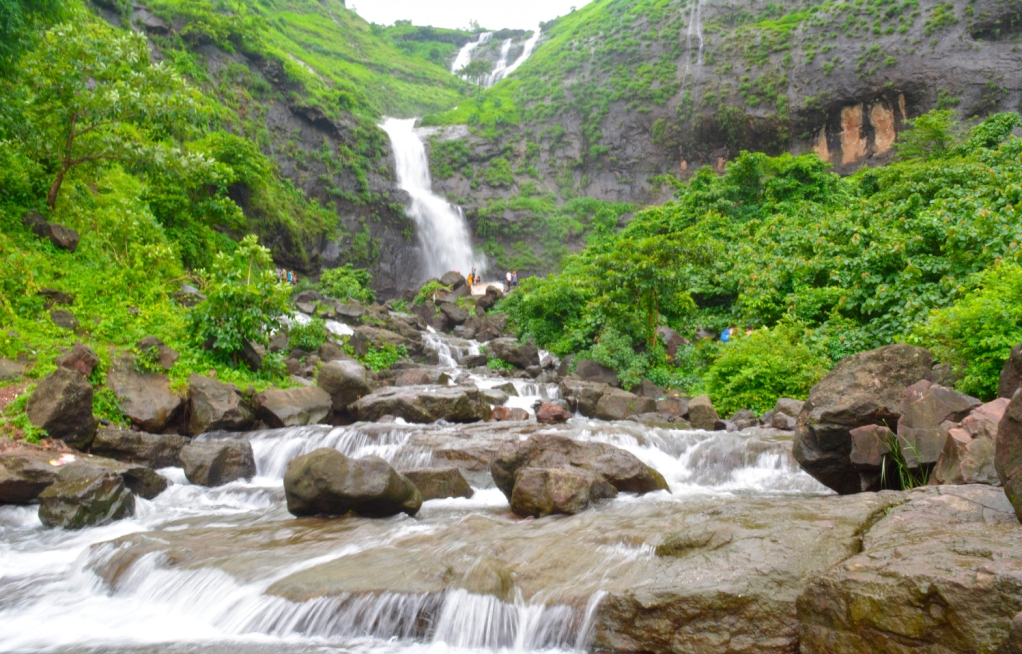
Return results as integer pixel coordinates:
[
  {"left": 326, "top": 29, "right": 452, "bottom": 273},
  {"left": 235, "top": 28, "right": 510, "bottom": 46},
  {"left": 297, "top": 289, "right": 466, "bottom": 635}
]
[
  {"left": 360, "top": 343, "right": 408, "bottom": 371},
  {"left": 415, "top": 280, "right": 450, "bottom": 305},
  {"left": 1, "top": 386, "right": 47, "bottom": 443},
  {"left": 93, "top": 387, "right": 127, "bottom": 427},
  {"left": 487, "top": 357, "right": 516, "bottom": 372},
  {"left": 288, "top": 319, "right": 329, "bottom": 352},
  {"left": 391, "top": 300, "right": 409, "bottom": 313},
  {"left": 882, "top": 434, "right": 930, "bottom": 489},
  {"left": 318, "top": 265, "right": 375, "bottom": 304}
]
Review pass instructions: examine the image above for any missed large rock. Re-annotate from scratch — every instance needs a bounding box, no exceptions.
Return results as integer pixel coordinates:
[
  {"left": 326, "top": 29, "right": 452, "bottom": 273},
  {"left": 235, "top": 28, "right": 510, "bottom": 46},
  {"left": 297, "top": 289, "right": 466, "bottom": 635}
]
[
  {"left": 656, "top": 326, "right": 688, "bottom": 362},
  {"left": 895, "top": 379, "right": 980, "bottom": 469},
  {"left": 536, "top": 402, "right": 572, "bottom": 424},
  {"left": 179, "top": 439, "right": 256, "bottom": 487},
  {"left": 26, "top": 368, "right": 96, "bottom": 448},
  {"left": 0, "top": 357, "right": 25, "bottom": 381},
  {"left": 438, "top": 302, "right": 469, "bottom": 326},
  {"left": 38, "top": 471, "right": 134, "bottom": 529},
  {"left": 0, "top": 448, "right": 165, "bottom": 504},
  {"left": 1000, "top": 343, "right": 1022, "bottom": 398},
  {"left": 352, "top": 385, "right": 492, "bottom": 424},
  {"left": 510, "top": 467, "right": 615, "bottom": 517},
  {"left": 793, "top": 344, "right": 934, "bottom": 495},
  {"left": 400, "top": 467, "right": 474, "bottom": 500},
  {"left": 934, "top": 397, "right": 1009, "bottom": 486},
  {"left": 253, "top": 386, "right": 331, "bottom": 428},
  {"left": 486, "top": 338, "right": 540, "bottom": 370},
  {"left": 594, "top": 389, "right": 656, "bottom": 421},
  {"left": 798, "top": 486, "right": 1022, "bottom": 654},
  {"left": 773, "top": 397, "right": 805, "bottom": 418},
  {"left": 49, "top": 308, "right": 79, "bottom": 330},
  {"left": 38, "top": 222, "right": 79, "bottom": 252},
  {"left": 134, "top": 336, "right": 179, "bottom": 370},
  {"left": 90, "top": 427, "right": 187, "bottom": 469},
  {"left": 54, "top": 343, "right": 99, "bottom": 377},
  {"left": 317, "top": 360, "right": 373, "bottom": 414},
  {"left": 106, "top": 354, "right": 182, "bottom": 433},
  {"left": 560, "top": 379, "right": 611, "bottom": 418},
  {"left": 573, "top": 358, "right": 620, "bottom": 387},
  {"left": 997, "top": 391, "right": 1022, "bottom": 522},
  {"left": 687, "top": 394, "right": 719, "bottom": 431},
  {"left": 847, "top": 424, "right": 894, "bottom": 491},
  {"left": 439, "top": 271, "right": 466, "bottom": 290},
  {"left": 184, "top": 374, "right": 254, "bottom": 435},
  {"left": 283, "top": 448, "right": 422, "bottom": 517}
]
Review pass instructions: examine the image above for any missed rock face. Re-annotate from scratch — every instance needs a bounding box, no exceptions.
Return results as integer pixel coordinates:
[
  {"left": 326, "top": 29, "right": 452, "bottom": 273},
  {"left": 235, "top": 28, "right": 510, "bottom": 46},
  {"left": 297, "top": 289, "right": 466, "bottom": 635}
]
[
  {"left": 184, "top": 374, "right": 254, "bottom": 436},
  {"left": 55, "top": 343, "right": 99, "bottom": 377},
  {"left": 934, "top": 397, "right": 1009, "bottom": 486},
  {"left": 594, "top": 389, "right": 656, "bottom": 421},
  {"left": 179, "top": 439, "right": 256, "bottom": 487},
  {"left": 793, "top": 344, "right": 933, "bottom": 494},
  {"left": 253, "top": 386, "right": 332, "bottom": 428},
  {"left": 687, "top": 394, "right": 719, "bottom": 431},
  {"left": 317, "top": 360, "right": 373, "bottom": 414},
  {"left": 573, "top": 359, "right": 620, "bottom": 387},
  {"left": 283, "top": 448, "right": 422, "bottom": 517},
  {"left": 26, "top": 368, "right": 96, "bottom": 448},
  {"left": 400, "top": 467, "right": 474, "bottom": 501},
  {"left": 798, "top": 486, "right": 1022, "bottom": 654},
  {"left": 352, "top": 385, "right": 492, "bottom": 424},
  {"left": 486, "top": 338, "right": 540, "bottom": 370},
  {"left": 90, "top": 428, "right": 187, "bottom": 469},
  {"left": 492, "top": 433, "right": 668, "bottom": 516},
  {"left": 997, "top": 391, "right": 1022, "bottom": 522},
  {"left": 106, "top": 354, "right": 182, "bottom": 433},
  {"left": 37, "top": 471, "right": 135, "bottom": 529}
]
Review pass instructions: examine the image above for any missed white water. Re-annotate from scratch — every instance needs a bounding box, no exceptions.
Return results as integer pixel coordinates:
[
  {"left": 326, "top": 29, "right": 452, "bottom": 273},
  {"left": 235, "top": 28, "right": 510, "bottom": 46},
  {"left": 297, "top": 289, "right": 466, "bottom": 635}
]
[
  {"left": 484, "top": 39, "right": 514, "bottom": 87},
  {"left": 504, "top": 27, "right": 542, "bottom": 79},
  {"left": 381, "top": 118, "right": 484, "bottom": 281},
  {"left": 453, "top": 27, "right": 541, "bottom": 88},
  {"left": 451, "top": 32, "right": 492, "bottom": 75},
  {"left": 680, "top": 0, "right": 707, "bottom": 89}
]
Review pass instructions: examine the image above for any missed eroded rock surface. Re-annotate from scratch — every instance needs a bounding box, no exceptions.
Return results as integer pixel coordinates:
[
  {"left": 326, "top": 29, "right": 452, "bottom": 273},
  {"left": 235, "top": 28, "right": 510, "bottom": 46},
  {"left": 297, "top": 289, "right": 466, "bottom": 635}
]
[{"left": 352, "top": 385, "right": 492, "bottom": 424}]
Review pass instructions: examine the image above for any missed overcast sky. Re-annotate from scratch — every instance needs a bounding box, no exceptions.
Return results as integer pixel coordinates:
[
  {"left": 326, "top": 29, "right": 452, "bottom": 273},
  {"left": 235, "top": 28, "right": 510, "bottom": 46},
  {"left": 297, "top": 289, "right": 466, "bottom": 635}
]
[{"left": 350, "top": 0, "right": 594, "bottom": 31}]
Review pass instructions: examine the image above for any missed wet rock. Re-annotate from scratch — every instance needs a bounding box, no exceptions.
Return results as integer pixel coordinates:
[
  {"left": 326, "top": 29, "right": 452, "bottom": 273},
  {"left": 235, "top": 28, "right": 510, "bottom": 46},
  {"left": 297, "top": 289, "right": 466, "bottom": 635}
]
[
  {"left": 895, "top": 379, "right": 981, "bottom": 469},
  {"left": 439, "top": 302, "right": 469, "bottom": 326},
  {"left": 773, "top": 398, "right": 805, "bottom": 418},
  {"left": 254, "top": 386, "right": 331, "bottom": 428},
  {"left": 595, "top": 389, "right": 656, "bottom": 421},
  {"left": 480, "top": 388, "right": 510, "bottom": 406},
  {"left": 729, "top": 409, "right": 759, "bottom": 430},
  {"left": 184, "top": 374, "right": 254, "bottom": 436},
  {"left": 459, "top": 353, "right": 488, "bottom": 368},
  {"left": 688, "top": 394, "right": 719, "bottom": 431},
  {"left": 317, "top": 360, "right": 373, "bottom": 414},
  {"left": 536, "top": 402, "right": 572, "bottom": 424},
  {"left": 26, "top": 368, "right": 96, "bottom": 449},
  {"left": 714, "top": 419, "right": 738, "bottom": 432},
  {"left": 38, "top": 471, "right": 134, "bottom": 529},
  {"left": 106, "top": 354, "right": 182, "bottom": 433},
  {"left": 179, "top": 439, "right": 256, "bottom": 487},
  {"left": 847, "top": 424, "right": 894, "bottom": 492},
  {"left": 352, "top": 385, "right": 492, "bottom": 424},
  {"left": 393, "top": 369, "right": 434, "bottom": 386},
  {"left": 490, "top": 406, "right": 529, "bottom": 422},
  {"left": 793, "top": 344, "right": 934, "bottom": 495},
  {"left": 798, "top": 486, "right": 1022, "bottom": 654},
  {"left": 934, "top": 398, "right": 1009, "bottom": 486},
  {"left": 134, "top": 336, "right": 179, "bottom": 370},
  {"left": 49, "top": 308, "right": 79, "bottom": 330},
  {"left": 573, "top": 359, "right": 620, "bottom": 387},
  {"left": 628, "top": 413, "right": 692, "bottom": 429},
  {"left": 656, "top": 525, "right": 734, "bottom": 557},
  {"left": 0, "top": 357, "right": 25, "bottom": 381},
  {"left": 1000, "top": 343, "right": 1022, "bottom": 399},
  {"left": 771, "top": 412, "right": 797, "bottom": 431},
  {"left": 560, "top": 379, "right": 610, "bottom": 418},
  {"left": 284, "top": 448, "right": 421, "bottom": 517},
  {"left": 400, "top": 467, "right": 474, "bottom": 500},
  {"left": 55, "top": 343, "right": 98, "bottom": 377},
  {"left": 486, "top": 338, "right": 540, "bottom": 370},
  {"left": 90, "top": 427, "right": 187, "bottom": 469},
  {"left": 440, "top": 271, "right": 466, "bottom": 290},
  {"left": 0, "top": 448, "right": 165, "bottom": 504},
  {"left": 997, "top": 392, "right": 1022, "bottom": 521},
  {"left": 511, "top": 467, "right": 615, "bottom": 517}
]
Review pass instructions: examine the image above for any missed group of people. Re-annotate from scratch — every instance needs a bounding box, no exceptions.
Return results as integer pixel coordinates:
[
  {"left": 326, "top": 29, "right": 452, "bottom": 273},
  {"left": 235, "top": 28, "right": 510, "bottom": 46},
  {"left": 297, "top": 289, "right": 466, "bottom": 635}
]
[
  {"left": 504, "top": 270, "right": 519, "bottom": 293},
  {"left": 720, "top": 326, "right": 755, "bottom": 342},
  {"left": 466, "top": 267, "right": 479, "bottom": 286},
  {"left": 276, "top": 268, "right": 298, "bottom": 286}
]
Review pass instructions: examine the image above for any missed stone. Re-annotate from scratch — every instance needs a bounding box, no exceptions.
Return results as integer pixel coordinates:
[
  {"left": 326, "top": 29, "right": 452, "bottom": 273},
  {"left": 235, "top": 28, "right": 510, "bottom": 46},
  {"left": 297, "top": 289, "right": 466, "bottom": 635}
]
[
  {"left": 0, "top": 448, "right": 165, "bottom": 504},
  {"left": 459, "top": 353, "right": 488, "bottom": 368},
  {"left": 1000, "top": 343, "right": 1022, "bottom": 398},
  {"left": 134, "top": 336, "right": 179, "bottom": 370},
  {"left": 634, "top": 379, "right": 665, "bottom": 399},
  {"left": 37, "top": 287, "right": 74, "bottom": 308},
  {"left": 240, "top": 339, "right": 265, "bottom": 372},
  {"left": 559, "top": 379, "right": 610, "bottom": 418},
  {"left": 895, "top": 379, "right": 981, "bottom": 469},
  {"left": 393, "top": 369, "right": 433, "bottom": 386},
  {"left": 773, "top": 398, "right": 805, "bottom": 418},
  {"left": 793, "top": 344, "right": 934, "bottom": 495},
  {"left": 439, "top": 302, "right": 469, "bottom": 326},
  {"left": 400, "top": 467, "right": 474, "bottom": 500},
  {"left": 284, "top": 448, "right": 422, "bottom": 517},
  {"left": 490, "top": 406, "right": 529, "bottom": 422},
  {"left": 336, "top": 302, "right": 365, "bottom": 324},
  {"left": 38, "top": 471, "right": 134, "bottom": 529},
  {"left": 573, "top": 358, "right": 620, "bottom": 387},
  {"left": 486, "top": 338, "right": 540, "bottom": 370},
  {"left": 729, "top": 409, "right": 759, "bottom": 430},
  {"left": 90, "top": 428, "right": 187, "bottom": 469},
  {"left": 997, "top": 392, "right": 1022, "bottom": 521},
  {"left": 352, "top": 385, "right": 493, "bottom": 424},
  {"left": 54, "top": 342, "right": 99, "bottom": 377},
  {"left": 106, "top": 354, "right": 182, "bottom": 433},
  {"left": 847, "top": 424, "right": 894, "bottom": 491},
  {"left": 268, "top": 330, "right": 289, "bottom": 353},
  {"left": 656, "top": 326, "right": 688, "bottom": 362},
  {"left": 771, "top": 412, "right": 797, "bottom": 431},
  {"left": 317, "top": 360, "right": 372, "bottom": 414},
  {"left": 317, "top": 341, "right": 350, "bottom": 362},
  {"left": 439, "top": 271, "right": 466, "bottom": 290},
  {"left": 0, "top": 357, "right": 26, "bottom": 382},
  {"left": 480, "top": 388, "right": 510, "bottom": 406},
  {"left": 595, "top": 389, "right": 656, "bottom": 421},
  {"left": 510, "top": 467, "right": 614, "bottom": 518},
  {"left": 536, "top": 402, "right": 572, "bottom": 424},
  {"left": 26, "top": 368, "right": 96, "bottom": 449},
  {"left": 715, "top": 419, "right": 738, "bottom": 432},
  {"left": 656, "top": 392, "right": 689, "bottom": 417},
  {"left": 49, "top": 308, "right": 79, "bottom": 330},
  {"left": 350, "top": 325, "right": 421, "bottom": 358},
  {"left": 934, "top": 397, "right": 1009, "bottom": 486},
  {"left": 179, "top": 439, "right": 256, "bottom": 487},
  {"left": 183, "top": 374, "right": 254, "bottom": 436},
  {"left": 253, "top": 386, "right": 331, "bottom": 428},
  {"left": 688, "top": 394, "right": 719, "bottom": 431},
  {"left": 39, "top": 222, "right": 79, "bottom": 252}
]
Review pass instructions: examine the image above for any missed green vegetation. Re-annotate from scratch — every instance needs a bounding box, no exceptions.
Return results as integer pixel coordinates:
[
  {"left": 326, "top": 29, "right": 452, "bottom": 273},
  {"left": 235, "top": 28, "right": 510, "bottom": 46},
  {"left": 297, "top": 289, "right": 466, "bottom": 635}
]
[
  {"left": 415, "top": 280, "right": 450, "bottom": 304},
  {"left": 487, "top": 357, "right": 517, "bottom": 373},
  {"left": 288, "top": 318, "right": 330, "bottom": 353},
  {"left": 318, "top": 265, "right": 376, "bottom": 304}
]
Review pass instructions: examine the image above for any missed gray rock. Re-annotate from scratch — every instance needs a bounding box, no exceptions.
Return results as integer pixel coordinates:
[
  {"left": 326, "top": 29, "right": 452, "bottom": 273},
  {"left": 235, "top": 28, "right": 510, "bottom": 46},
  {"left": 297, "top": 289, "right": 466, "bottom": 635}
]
[
  {"left": 559, "top": 379, "right": 611, "bottom": 418},
  {"left": 459, "top": 353, "right": 488, "bottom": 368},
  {"left": 0, "top": 448, "right": 165, "bottom": 504},
  {"left": 595, "top": 389, "right": 656, "bottom": 421},
  {"left": 240, "top": 339, "right": 265, "bottom": 372},
  {"left": 439, "top": 302, "right": 469, "bottom": 326},
  {"left": 634, "top": 379, "right": 665, "bottom": 399},
  {"left": 511, "top": 467, "right": 614, "bottom": 518},
  {"left": 771, "top": 412, "right": 797, "bottom": 431},
  {"left": 49, "top": 308, "right": 79, "bottom": 330},
  {"left": 0, "top": 357, "right": 26, "bottom": 382},
  {"left": 573, "top": 358, "right": 620, "bottom": 387},
  {"left": 773, "top": 398, "right": 805, "bottom": 418},
  {"left": 106, "top": 354, "right": 182, "bottom": 433},
  {"left": 352, "top": 385, "right": 492, "bottom": 424},
  {"left": 284, "top": 448, "right": 421, "bottom": 517},
  {"left": 486, "top": 338, "right": 540, "bottom": 370},
  {"left": 400, "top": 467, "right": 474, "bottom": 500},
  {"left": 26, "top": 368, "right": 96, "bottom": 449},
  {"left": 254, "top": 386, "right": 331, "bottom": 428},
  {"left": 317, "top": 341, "right": 350, "bottom": 362},
  {"left": 895, "top": 379, "right": 981, "bottom": 469},
  {"left": 317, "top": 360, "right": 373, "bottom": 414},
  {"left": 90, "top": 427, "right": 187, "bottom": 469},
  {"left": 179, "top": 439, "right": 256, "bottom": 487},
  {"left": 729, "top": 409, "right": 759, "bottom": 430},
  {"left": 38, "top": 471, "right": 134, "bottom": 529},
  {"left": 657, "top": 392, "right": 689, "bottom": 417},
  {"left": 55, "top": 343, "right": 99, "bottom": 377},
  {"left": 439, "top": 271, "right": 466, "bottom": 289},
  {"left": 688, "top": 395, "right": 719, "bottom": 431},
  {"left": 184, "top": 374, "right": 254, "bottom": 436}
]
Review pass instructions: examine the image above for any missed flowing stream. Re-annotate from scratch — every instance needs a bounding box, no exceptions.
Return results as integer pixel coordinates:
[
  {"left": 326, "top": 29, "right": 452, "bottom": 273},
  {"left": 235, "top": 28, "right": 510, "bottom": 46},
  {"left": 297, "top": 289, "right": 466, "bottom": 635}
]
[{"left": 0, "top": 329, "right": 830, "bottom": 653}]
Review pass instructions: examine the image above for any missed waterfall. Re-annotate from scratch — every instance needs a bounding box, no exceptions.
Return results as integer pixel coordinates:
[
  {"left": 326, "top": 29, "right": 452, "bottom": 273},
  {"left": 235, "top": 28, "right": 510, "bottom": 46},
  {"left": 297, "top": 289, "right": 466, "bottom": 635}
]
[
  {"left": 680, "top": 0, "right": 707, "bottom": 90},
  {"left": 484, "top": 39, "right": 513, "bottom": 87},
  {"left": 451, "top": 32, "right": 492, "bottom": 75},
  {"left": 454, "top": 27, "right": 542, "bottom": 88},
  {"left": 381, "top": 117, "right": 484, "bottom": 281},
  {"left": 504, "top": 26, "right": 542, "bottom": 78}
]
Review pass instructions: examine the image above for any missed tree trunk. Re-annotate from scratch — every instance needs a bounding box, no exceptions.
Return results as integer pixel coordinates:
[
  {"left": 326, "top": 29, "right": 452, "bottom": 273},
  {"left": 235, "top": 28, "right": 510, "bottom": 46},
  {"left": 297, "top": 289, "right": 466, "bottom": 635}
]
[{"left": 46, "top": 167, "right": 66, "bottom": 210}]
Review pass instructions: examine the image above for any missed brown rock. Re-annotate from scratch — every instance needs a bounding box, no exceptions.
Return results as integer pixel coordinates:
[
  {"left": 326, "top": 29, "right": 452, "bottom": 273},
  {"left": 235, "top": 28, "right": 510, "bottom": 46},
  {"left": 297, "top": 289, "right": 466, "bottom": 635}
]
[
  {"left": 106, "top": 354, "right": 181, "bottom": 433},
  {"left": 688, "top": 395, "right": 719, "bottom": 431},
  {"left": 595, "top": 389, "right": 656, "bottom": 421},
  {"left": 54, "top": 343, "right": 99, "bottom": 377},
  {"left": 26, "top": 368, "right": 96, "bottom": 449},
  {"left": 253, "top": 386, "right": 331, "bottom": 428},
  {"left": 536, "top": 402, "right": 572, "bottom": 424},
  {"left": 510, "top": 467, "right": 614, "bottom": 518},
  {"left": 401, "top": 467, "right": 474, "bottom": 500}
]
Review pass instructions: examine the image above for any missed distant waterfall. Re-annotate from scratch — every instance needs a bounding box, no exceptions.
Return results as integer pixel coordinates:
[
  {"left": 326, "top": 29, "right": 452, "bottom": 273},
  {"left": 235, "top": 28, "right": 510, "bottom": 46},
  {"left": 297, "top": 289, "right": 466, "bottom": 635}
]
[
  {"left": 504, "top": 26, "right": 542, "bottom": 78},
  {"left": 451, "top": 32, "right": 492, "bottom": 75},
  {"left": 454, "top": 27, "right": 542, "bottom": 88},
  {"left": 381, "top": 118, "right": 484, "bottom": 281},
  {"left": 484, "top": 39, "right": 513, "bottom": 87}
]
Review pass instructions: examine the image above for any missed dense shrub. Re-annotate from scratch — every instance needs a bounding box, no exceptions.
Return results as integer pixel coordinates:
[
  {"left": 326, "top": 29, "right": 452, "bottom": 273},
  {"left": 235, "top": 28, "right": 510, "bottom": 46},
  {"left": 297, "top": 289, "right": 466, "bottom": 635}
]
[
  {"left": 289, "top": 319, "right": 330, "bottom": 352},
  {"left": 319, "top": 265, "right": 375, "bottom": 304}
]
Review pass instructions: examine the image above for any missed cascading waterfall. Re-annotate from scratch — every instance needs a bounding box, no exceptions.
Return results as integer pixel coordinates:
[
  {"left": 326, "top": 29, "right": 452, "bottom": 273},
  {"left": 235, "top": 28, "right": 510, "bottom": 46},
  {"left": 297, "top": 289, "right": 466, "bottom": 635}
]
[
  {"left": 504, "top": 26, "right": 542, "bottom": 78},
  {"left": 454, "top": 27, "right": 542, "bottom": 88},
  {"left": 451, "top": 32, "right": 493, "bottom": 75},
  {"left": 680, "top": 0, "right": 707, "bottom": 90},
  {"left": 381, "top": 117, "right": 484, "bottom": 281},
  {"left": 484, "top": 39, "right": 514, "bottom": 87}
]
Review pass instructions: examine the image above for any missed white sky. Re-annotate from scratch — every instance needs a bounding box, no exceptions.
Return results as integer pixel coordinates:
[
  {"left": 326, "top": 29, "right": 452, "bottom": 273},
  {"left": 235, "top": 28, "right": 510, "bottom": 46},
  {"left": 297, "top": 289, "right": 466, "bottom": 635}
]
[{"left": 350, "top": 0, "right": 595, "bottom": 31}]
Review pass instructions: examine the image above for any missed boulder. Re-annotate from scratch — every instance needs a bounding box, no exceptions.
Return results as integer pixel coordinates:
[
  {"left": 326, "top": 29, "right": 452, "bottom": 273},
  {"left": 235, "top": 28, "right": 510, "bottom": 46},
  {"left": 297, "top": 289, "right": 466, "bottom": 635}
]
[
  {"left": 253, "top": 386, "right": 331, "bottom": 428},
  {"left": 50, "top": 308, "right": 79, "bottom": 330},
  {"left": 729, "top": 409, "right": 759, "bottom": 430},
  {"left": 37, "top": 287, "right": 74, "bottom": 308},
  {"left": 183, "top": 374, "right": 254, "bottom": 436},
  {"left": 26, "top": 368, "right": 96, "bottom": 449},
  {"left": 336, "top": 302, "right": 365, "bottom": 325},
  {"left": 629, "top": 413, "right": 692, "bottom": 429},
  {"left": 895, "top": 379, "right": 981, "bottom": 469},
  {"left": 106, "top": 355, "right": 181, "bottom": 433},
  {"left": 439, "top": 271, "right": 467, "bottom": 290},
  {"left": 317, "top": 341, "right": 350, "bottom": 362},
  {"left": 438, "top": 302, "right": 469, "bottom": 326},
  {"left": 634, "top": 379, "right": 665, "bottom": 399},
  {"left": 997, "top": 392, "right": 1022, "bottom": 521},
  {"left": 688, "top": 395, "right": 719, "bottom": 431},
  {"left": 179, "top": 439, "right": 256, "bottom": 487},
  {"left": 393, "top": 369, "right": 434, "bottom": 386},
  {"left": 459, "top": 353, "right": 488, "bottom": 368},
  {"left": 134, "top": 336, "right": 179, "bottom": 370},
  {"left": 847, "top": 424, "right": 894, "bottom": 492},
  {"left": 934, "top": 397, "right": 1009, "bottom": 486},
  {"left": 536, "top": 402, "right": 572, "bottom": 424},
  {"left": 793, "top": 344, "right": 934, "bottom": 495},
  {"left": 54, "top": 343, "right": 99, "bottom": 377},
  {"left": 559, "top": 379, "right": 610, "bottom": 418},
  {"left": 38, "top": 222, "right": 79, "bottom": 252},
  {"left": 773, "top": 398, "right": 805, "bottom": 418},
  {"left": 352, "top": 385, "right": 492, "bottom": 424},
  {"left": 480, "top": 388, "right": 510, "bottom": 406},
  {"left": 38, "top": 471, "right": 134, "bottom": 529},
  {"left": 0, "top": 357, "right": 25, "bottom": 382},
  {"left": 573, "top": 359, "right": 620, "bottom": 387},
  {"left": 0, "top": 448, "right": 165, "bottom": 504},
  {"left": 656, "top": 326, "right": 688, "bottom": 362},
  {"left": 283, "top": 448, "right": 422, "bottom": 517},
  {"left": 657, "top": 392, "right": 689, "bottom": 416},
  {"left": 772, "top": 412, "right": 797, "bottom": 431},
  {"left": 1000, "top": 343, "right": 1022, "bottom": 399},
  {"left": 240, "top": 339, "right": 265, "bottom": 372},
  {"left": 317, "top": 360, "right": 373, "bottom": 414},
  {"left": 595, "top": 389, "right": 656, "bottom": 421},
  {"left": 400, "top": 467, "right": 474, "bottom": 500},
  {"left": 486, "top": 338, "right": 540, "bottom": 370},
  {"left": 490, "top": 406, "right": 529, "bottom": 422},
  {"left": 90, "top": 427, "right": 187, "bottom": 469},
  {"left": 510, "top": 467, "right": 614, "bottom": 518},
  {"left": 268, "top": 330, "right": 289, "bottom": 353}
]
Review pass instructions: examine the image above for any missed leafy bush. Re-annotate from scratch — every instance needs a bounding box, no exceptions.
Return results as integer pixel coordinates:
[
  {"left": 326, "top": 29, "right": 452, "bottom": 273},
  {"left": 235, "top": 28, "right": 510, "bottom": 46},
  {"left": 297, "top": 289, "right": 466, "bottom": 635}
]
[
  {"left": 487, "top": 357, "right": 516, "bottom": 372},
  {"left": 415, "top": 280, "right": 449, "bottom": 305},
  {"left": 289, "top": 319, "right": 329, "bottom": 353},
  {"left": 360, "top": 343, "right": 408, "bottom": 371},
  {"left": 705, "top": 322, "right": 831, "bottom": 416},
  {"left": 318, "top": 265, "right": 375, "bottom": 304}
]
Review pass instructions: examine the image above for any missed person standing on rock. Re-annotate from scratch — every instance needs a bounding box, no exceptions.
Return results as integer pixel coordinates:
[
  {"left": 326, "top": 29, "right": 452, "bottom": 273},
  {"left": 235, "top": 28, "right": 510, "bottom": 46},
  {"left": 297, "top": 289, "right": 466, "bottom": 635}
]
[
  {"left": 505, "top": 271, "right": 512, "bottom": 292},
  {"left": 511, "top": 271, "right": 518, "bottom": 288}
]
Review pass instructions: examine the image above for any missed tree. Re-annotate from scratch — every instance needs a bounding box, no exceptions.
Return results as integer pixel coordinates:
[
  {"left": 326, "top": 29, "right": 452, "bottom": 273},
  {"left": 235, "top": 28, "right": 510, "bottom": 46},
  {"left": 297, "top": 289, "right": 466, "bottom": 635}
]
[
  {"left": 19, "top": 18, "right": 203, "bottom": 209},
  {"left": 318, "top": 265, "right": 375, "bottom": 304},
  {"left": 0, "top": 0, "right": 61, "bottom": 78},
  {"left": 895, "top": 109, "right": 962, "bottom": 161},
  {"left": 457, "top": 59, "right": 493, "bottom": 84}
]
